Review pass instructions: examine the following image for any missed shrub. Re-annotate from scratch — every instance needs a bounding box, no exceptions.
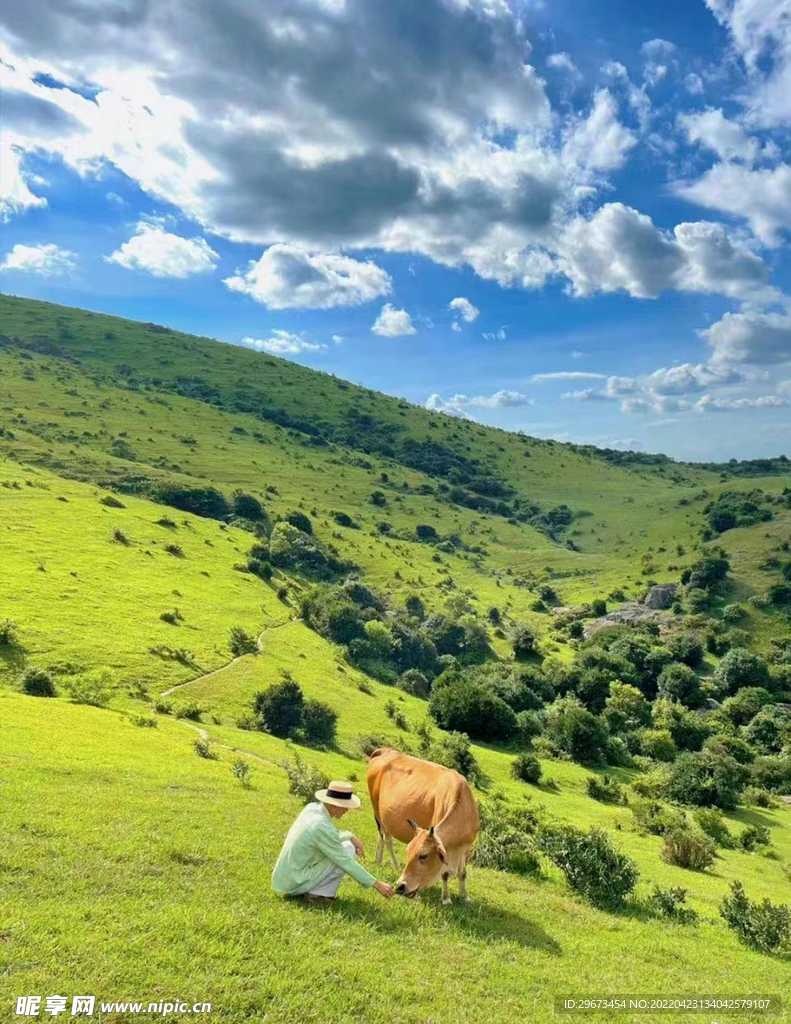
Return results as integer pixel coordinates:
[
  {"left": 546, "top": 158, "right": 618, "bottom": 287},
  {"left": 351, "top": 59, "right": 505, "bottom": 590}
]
[
  {"left": 399, "top": 669, "right": 430, "bottom": 699},
  {"left": 99, "top": 494, "right": 125, "bottom": 508},
  {"left": 132, "top": 715, "right": 157, "bottom": 728},
  {"left": 511, "top": 753, "right": 542, "bottom": 784},
  {"left": 591, "top": 599, "right": 607, "bottom": 617},
  {"left": 416, "top": 523, "right": 439, "bottom": 542},
  {"left": 536, "top": 823, "right": 639, "bottom": 907},
  {"left": 426, "top": 731, "right": 480, "bottom": 782},
  {"left": 720, "top": 881, "right": 791, "bottom": 954},
  {"left": 667, "top": 633, "right": 704, "bottom": 669},
  {"left": 429, "top": 678, "right": 517, "bottom": 742},
  {"left": 233, "top": 492, "right": 264, "bottom": 519},
  {"left": 666, "top": 750, "right": 749, "bottom": 810},
  {"left": 739, "top": 824, "right": 771, "bottom": 852},
  {"left": 164, "top": 543, "right": 184, "bottom": 557},
  {"left": 692, "top": 808, "right": 735, "bottom": 848},
  {"left": 742, "top": 786, "right": 774, "bottom": 808},
  {"left": 714, "top": 648, "right": 770, "bottom": 697},
  {"left": 603, "top": 682, "right": 651, "bottom": 733},
  {"left": 686, "top": 588, "right": 709, "bottom": 613},
  {"left": 744, "top": 706, "right": 791, "bottom": 755},
  {"left": 604, "top": 736, "right": 633, "bottom": 768},
  {"left": 194, "top": 739, "right": 218, "bottom": 760},
  {"left": 516, "top": 709, "right": 543, "bottom": 747},
  {"left": 657, "top": 663, "right": 704, "bottom": 709},
  {"left": 301, "top": 699, "right": 338, "bottom": 745},
  {"left": 512, "top": 623, "right": 537, "bottom": 660},
  {"left": 0, "top": 619, "right": 19, "bottom": 646},
  {"left": 152, "top": 700, "right": 174, "bottom": 715},
  {"left": 229, "top": 626, "right": 258, "bottom": 657},
  {"left": 21, "top": 667, "right": 56, "bottom": 697},
  {"left": 631, "top": 799, "right": 686, "bottom": 836},
  {"left": 661, "top": 827, "right": 716, "bottom": 870},
  {"left": 544, "top": 695, "right": 609, "bottom": 765},
  {"left": 639, "top": 728, "right": 677, "bottom": 762},
  {"left": 286, "top": 510, "right": 312, "bottom": 534},
  {"left": 63, "top": 669, "right": 112, "bottom": 707},
  {"left": 232, "top": 758, "right": 252, "bottom": 788},
  {"left": 586, "top": 774, "right": 624, "bottom": 804},
  {"left": 647, "top": 885, "right": 698, "bottom": 924},
  {"left": 280, "top": 752, "right": 329, "bottom": 803},
  {"left": 332, "top": 511, "right": 355, "bottom": 528},
  {"left": 150, "top": 483, "right": 229, "bottom": 520},
  {"left": 254, "top": 680, "right": 304, "bottom": 737},
  {"left": 470, "top": 803, "right": 542, "bottom": 875},
  {"left": 176, "top": 703, "right": 203, "bottom": 721}
]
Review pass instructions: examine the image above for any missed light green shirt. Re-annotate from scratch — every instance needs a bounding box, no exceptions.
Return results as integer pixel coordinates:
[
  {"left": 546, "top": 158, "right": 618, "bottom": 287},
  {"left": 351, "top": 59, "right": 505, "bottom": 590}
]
[{"left": 271, "top": 801, "right": 376, "bottom": 895}]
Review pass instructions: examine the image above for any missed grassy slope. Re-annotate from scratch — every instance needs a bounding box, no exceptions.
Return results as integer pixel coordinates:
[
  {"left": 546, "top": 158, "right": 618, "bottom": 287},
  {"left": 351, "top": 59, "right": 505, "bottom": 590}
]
[
  {"left": 3, "top": 691, "right": 789, "bottom": 1024},
  {"left": 2, "top": 295, "right": 791, "bottom": 1022}
]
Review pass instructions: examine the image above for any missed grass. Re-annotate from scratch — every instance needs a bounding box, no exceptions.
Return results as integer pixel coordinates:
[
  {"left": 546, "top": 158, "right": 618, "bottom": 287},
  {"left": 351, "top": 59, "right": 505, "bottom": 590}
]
[
  {"left": 2, "top": 295, "right": 791, "bottom": 1023},
  {"left": 2, "top": 690, "right": 789, "bottom": 1024}
]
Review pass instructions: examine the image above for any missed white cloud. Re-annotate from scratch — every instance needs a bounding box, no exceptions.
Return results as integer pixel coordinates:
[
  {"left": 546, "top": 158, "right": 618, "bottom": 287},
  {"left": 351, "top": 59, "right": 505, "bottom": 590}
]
[
  {"left": 675, "top": 162, "right": 791, "bottom": 245},
  {"left": 678, "top": 108, "right": 759, "bottom": 162},
  {"left": 425, "top": 393, "right": 474, "bottom": 418},
  {"left": 240, "top": 331, "right": 326, "bottom": 355},
  {"left": 223, "top": 244, "right": 391, "bottom": 309},
  {"left": 702, "top": 310, "right": 791, "bottom": 366},
  {"left": 332, "top": 334, "right": 344, "bottom": 344},
  {"left": 562, "top": 89, "right": 636, "bottom": 173},
  {"left": 470, "top": 390, "right": 532, "bottom": 407},
  {"left": 107, "top": 222, "right": 218, "bottom": 278},
  {"left": 448, "top": 297, "right": 480, "bottom": 322},
  {"left": 557, "top": 202, "right": 777, "bottom": 299},
  {"left": 483, "top": 328, "right": 507, "bottom": 342},
  {"left": 0, "top": 242, "right": 76, "bottom": 276},
  {"left": 371, "top": 304, "right": 416, "bottom": 337},
  {"left": 547, "top": 52, "right": 580, "bottom": 78},
  {"left": 645, "top": 362, "right": 743, "bottom": 394},
  {"left": 0, "top": 139, "right": 47, "bottom": 220},
  {"left": 531, "top": 371, "right": 607, "bottom": 382},
  {"left": 641, "top": 38, "right": 677, "bottom": 88},
  {"left": 695, "top": 393, "right": 789, "bottom": 411}
]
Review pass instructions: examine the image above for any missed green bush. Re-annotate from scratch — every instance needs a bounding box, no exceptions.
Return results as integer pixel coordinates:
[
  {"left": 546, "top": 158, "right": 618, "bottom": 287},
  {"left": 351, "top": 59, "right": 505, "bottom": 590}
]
[
  {"left": 0, "top": 618, "right": 19, "bottom": 646},
  {"left": 301, "top": 699, "right": 338, "bottom": 746},
  {"left": 713, "top": 648, "right": 770, "bottom": 697},
  {"left": 194, "top": 739, "right": 218, "bottom": 760},
  {"left": 232, "top": 492, "right": 264, "bottom": 519},
  {"left": 512, "top": 623, "right": 537, "bottom": 660},
  {"left": 132, "top": 715, "right": 157, "bottom": 728},
  {"left": 657, "top": 663, "right": 704, "bottom": 709},
  {"left": 739, "top": 824, "right": 771, "bottom": 852},
  {"left": 586, "top": 774, "right": 624, "bottom": 804},
  {"left": 720, "top": 881, "right": 791, "bottom": 954},
  {"left": 280, "top": 752, "right": 329, "bottom": 803},
  {"left": 63, "top": 669, "right": 112, "bottom": 707},
  {"left": 516, "top": 709, "right": 543, "bottom": 747},
  {"left": 692, "top": 808, "right": 735, "bottom": 848},
  {"left": 511, "top": 753, "right": 542, "bottom": 784},
  {"left": 286, "top": 510, "right": 312, "bottom": 534},
  {"left": 176, "top": 703, "right": 203, "bottom": 721},
  {"left": 544, "top": 695, "right": 609, "bottom": 765},
  {"left": 399, "top": 669, "right": 430, "bottom": 699},
  {"left": 660, "top": 828, "right": 716, "bottom": 870},
  {"left": 21, "top": 667, "right": 56, "bottom": 697},
  {"left": 229, "top": 626, "right": 258, "bottom": 657},
  {"left": 430, "top": 678, "right": 517, "bottom": 743},
  {"left": 254, "top": 680, "right": 304, "bottom": 737},
  {"left": 647, "top": 885, "right": 698, "bottom": 924},
  {"left": 232, "top": 758, "right": 252, "bottom": 788},
  {"left": 470, "top": 803, "right": 542, "bottom": 875},
  {"left": 742, "top": 786, "right": 774, "bottom": 808},
  {"left": 536, "top": 823, "right": 639, "bottom": 907},
  {"left": 665, "top": 749, "right": 749, "bottom": 810},
  {"left": 415, "top": 523, "right": 439, "bottom": 542},
  {"left": 424, "top": 731, "right": 480, "bottom": 782},
  {"left": 639, "top": 728, "right": 677, "bottom": 762},
  {"left": 631, "top": 799, "right": 687, "bottom": 836}
]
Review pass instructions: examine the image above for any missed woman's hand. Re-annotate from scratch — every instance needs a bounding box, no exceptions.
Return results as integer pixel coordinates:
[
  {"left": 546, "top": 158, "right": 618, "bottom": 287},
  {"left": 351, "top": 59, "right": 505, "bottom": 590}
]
[
  {"left": 350, "top": 835, "right": 365, "bottom": 859},
  {"left": 373, "top": 880, "right": 394, "bottom": 899}
]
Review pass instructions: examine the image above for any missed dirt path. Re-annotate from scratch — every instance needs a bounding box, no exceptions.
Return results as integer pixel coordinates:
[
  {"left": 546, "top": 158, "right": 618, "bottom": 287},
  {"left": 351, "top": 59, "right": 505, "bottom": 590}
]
[
  {"left": 161, "top": 617, "right": 291, "bottom": 696},
  {"left": 176, "top": 719, "right": 278, "bottom": 768}
]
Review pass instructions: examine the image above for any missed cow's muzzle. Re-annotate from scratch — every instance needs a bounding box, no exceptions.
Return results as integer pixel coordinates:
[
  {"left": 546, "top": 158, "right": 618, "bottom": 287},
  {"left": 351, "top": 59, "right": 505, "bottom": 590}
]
[{"left": 395, "top": 882, "right": 418, "bottom": 898}]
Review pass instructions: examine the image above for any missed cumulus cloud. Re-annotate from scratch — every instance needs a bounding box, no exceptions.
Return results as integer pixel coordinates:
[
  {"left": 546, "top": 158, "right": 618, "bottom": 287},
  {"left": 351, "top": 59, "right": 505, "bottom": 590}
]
[
  {"left": 547, "top": 52, "right": 580, "bottom": 78},
  {"left": 425, "top": 393, "right": 474, "bottom": 418},
  {"left": 224, "top": 244, "right": 391, "bottom": 309},
  {"left": 426, "top": 389, "right": 531, "bottom": 415},
  {"left": 483, "top": 327, "right": 507, "bottom": 342},
  {"left": 678, "top": 108, "right": 759, "bottom": 162},
  {"left": 557, "top": 202, "right": 777, "bottom": 299},
  {"left": 694, "top": 393, "right": 789, "bottom": 411},
  {"left": 240, "top": 331, "right": 326, "bottom": 355},
  {"left": 531, "top": 371, "right": 607, "bottom": 382},
  {"left": 702, "top": 310, "right": 791, "bottom": 365},
  {"left": 107, "top": 222, "right": 218, "bottom": 278},
  {"left": 470, "top": 390, "right": 532, "bottom": 407},
  {"left": 448, "top": 297, "right": 480, "bottom": 322},
  {"left": 675, "top": 162, "right": 791, "bottom": 245},
  {"left": 562, "top": 89, "right": 636, "bottom": 173},
  {"left": 0, "top": 241, "right": 76, "bottom": 275},
  {"left": 371, "top": 304, "right": 416, "bottom": 337}
]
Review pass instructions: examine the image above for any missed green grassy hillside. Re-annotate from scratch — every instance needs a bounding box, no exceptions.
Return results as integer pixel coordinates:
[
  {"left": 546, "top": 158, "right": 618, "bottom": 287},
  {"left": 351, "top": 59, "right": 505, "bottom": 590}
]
[{"left": 2, "top": 295, "right": 791, "bottom": 1023}]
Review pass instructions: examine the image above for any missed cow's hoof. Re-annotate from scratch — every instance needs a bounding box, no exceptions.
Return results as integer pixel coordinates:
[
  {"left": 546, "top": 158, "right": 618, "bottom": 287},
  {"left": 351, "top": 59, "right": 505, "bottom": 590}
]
[
  {"left": 460, "top": 894, "right": 470, "bottom": 902},
  {"left": 442, "top": 898, "right": 452, "bottom": 906}
]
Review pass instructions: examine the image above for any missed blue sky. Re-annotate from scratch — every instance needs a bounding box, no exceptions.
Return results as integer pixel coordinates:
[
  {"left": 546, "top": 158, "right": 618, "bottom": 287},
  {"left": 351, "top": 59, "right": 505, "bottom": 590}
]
[{"left": 1, "top": 0, "right": 791, "bottom": 461}]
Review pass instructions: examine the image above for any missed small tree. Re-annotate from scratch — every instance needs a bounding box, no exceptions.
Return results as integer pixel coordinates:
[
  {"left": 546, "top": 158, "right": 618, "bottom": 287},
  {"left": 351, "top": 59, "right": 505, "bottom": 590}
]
[
  {"left": 0, "top": 619, "right": 19, "bottom": 646},
  {"left": 714, "top": 648, "right": 770, "bottom": 697},
  {"left": 400, "top": 669, "right": 430, "bottom": 699},
  {"left": 657, "top": 662, "right": 704, "bottom": 709},
  {"left": 232, "top": 758, "right": 252, "bottom": 788},
  {"left": 415, "top": 523, "right": 439, "bottom": 542},
  {"left": 511, "top": 753, "right": 542, "bottom": 784},
  {"left": 512, "top": 623, "right": 537, "bottom": 660},
  {"left": 233, "top": 492, "right": 264, "bottom": 519},
  {"left": 720, "top": 881, "right": 791, "bottom": 954},
  {"left": 254, "top": 680, "right": 304, "bottom": 737},
  {"left": 286, "top": 510, "right": 312, "bottom": 534},
  {"left": 21, "top": 667, "right": 56, "bottom": 697},
  {"left": 301, "top": 699, "right": 338, "bottom": 746},
  {"left": 230, "top": 626, "right": 258, "bottom": 657}
]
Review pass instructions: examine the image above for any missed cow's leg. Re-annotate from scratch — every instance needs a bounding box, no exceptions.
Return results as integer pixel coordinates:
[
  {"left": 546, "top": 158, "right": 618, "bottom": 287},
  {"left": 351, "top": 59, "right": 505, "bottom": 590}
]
[
  {"left": 441, "top": 871, "right": 452, "bottom": 906},
  {"left": 374, "top": 833, "right": 384, "bottom": 867},
  {"left": 458, "top": 863, "right": 469, "bottom": 901},
  {"left": 385, "top": 834, "right": 399, "bottom": 870}
]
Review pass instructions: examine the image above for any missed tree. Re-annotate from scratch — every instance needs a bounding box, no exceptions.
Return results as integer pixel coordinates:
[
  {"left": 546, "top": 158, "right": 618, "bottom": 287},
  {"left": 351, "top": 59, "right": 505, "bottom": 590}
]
[
  {"left": 639, "top": 728, "right": 677, "bottom": 762},
  {"left": 254, "top": 680, "right": 304, "bottom": 737},
  {"left": 744, "top": 706, "right": 791, "bottom": 755},
  {"left": 667, "top": 633, "right": 704, "bottom": 669},
  {"left": 666, "top": 750, "right": 749, "bottom": 810},
  {"left": 400, "top": 669, "right": 430, "bottom": 699},
  {"left": 714, "top": 648, "right": 770, "bottom": 697},
  {"left": 657, "top": 662, "right": 705, "bottom": 709},
  {"left": 720, "top": 687, "right": 773, "bottom": 728},
  {"left": 429, "top": 678, "right": 518, "bottom": 742},
  {"left": 301, "top": 699, "right": 338, "bottom": 745},
  {"left": 512, "top": 623, "right": 537, "bottom": 660},
  {"left": 544, "top": 695, "right": 609, "bottom": 765},
  {"left": 415, "top": 523, "right": 438, "bottom": 542},
  {"left": 603, "top": 682, "right": 651, "bottom": 733},
  {"left": 233, "top": 492, "right": 264, "bottom": 519},
  {"left": 286, "top": 510, "right": 312, "bottom": 534}
]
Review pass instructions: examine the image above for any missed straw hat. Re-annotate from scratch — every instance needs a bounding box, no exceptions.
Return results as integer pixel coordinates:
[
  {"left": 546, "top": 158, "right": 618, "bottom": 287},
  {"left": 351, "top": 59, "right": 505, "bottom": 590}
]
[{"left": 315, "top": 780, "right": 362, "bottom": 810}]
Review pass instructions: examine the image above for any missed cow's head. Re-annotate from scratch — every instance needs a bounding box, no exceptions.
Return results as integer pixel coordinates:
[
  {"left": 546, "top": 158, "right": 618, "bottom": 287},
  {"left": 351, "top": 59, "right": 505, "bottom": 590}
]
[{"left": 394, "top": 819, "right": 447, "bottom": 897}]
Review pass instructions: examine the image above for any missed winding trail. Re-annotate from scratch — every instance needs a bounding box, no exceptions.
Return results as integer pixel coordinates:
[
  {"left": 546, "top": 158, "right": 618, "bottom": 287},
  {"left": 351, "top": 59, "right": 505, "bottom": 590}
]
[{"left": 163, "top": 615, "right": 294, "bottom": 768}]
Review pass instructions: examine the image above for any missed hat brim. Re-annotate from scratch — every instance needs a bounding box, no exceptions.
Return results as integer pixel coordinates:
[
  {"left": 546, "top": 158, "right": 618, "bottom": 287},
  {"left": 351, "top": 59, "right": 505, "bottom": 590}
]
[{"left": 315, "top": 790, "right": 362, "bottom": 810}]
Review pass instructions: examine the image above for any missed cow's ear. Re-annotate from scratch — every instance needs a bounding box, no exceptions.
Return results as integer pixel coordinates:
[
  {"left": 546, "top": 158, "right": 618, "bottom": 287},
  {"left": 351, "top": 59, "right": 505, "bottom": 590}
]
[
  {"left": 406, "top": 818, "right": 419, "bottom": 833},
  {"left": 435, "top": 836, "right": 447, "bottom": 862}
]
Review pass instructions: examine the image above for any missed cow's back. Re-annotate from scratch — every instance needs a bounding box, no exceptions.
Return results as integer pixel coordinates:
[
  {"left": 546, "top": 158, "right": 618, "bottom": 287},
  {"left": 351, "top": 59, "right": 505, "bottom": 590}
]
[{"left": 367, "top": 748, "right": 478, "bottom": 846}]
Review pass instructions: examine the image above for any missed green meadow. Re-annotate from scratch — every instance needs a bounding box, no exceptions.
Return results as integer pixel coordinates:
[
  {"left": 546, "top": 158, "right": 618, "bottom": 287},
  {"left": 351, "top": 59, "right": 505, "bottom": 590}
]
[{"left": 2, "top": 295, "right": 791, "bottom": 1023}]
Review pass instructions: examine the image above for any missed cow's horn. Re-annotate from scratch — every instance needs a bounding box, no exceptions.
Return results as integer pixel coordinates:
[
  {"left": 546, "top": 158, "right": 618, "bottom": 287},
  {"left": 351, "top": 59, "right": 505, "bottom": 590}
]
[
  {"left": 407, "top": 817, "right": 418, "bottom": 832},
  {"left": 428, "top": 826, "right": 435, "bottom": 837}
]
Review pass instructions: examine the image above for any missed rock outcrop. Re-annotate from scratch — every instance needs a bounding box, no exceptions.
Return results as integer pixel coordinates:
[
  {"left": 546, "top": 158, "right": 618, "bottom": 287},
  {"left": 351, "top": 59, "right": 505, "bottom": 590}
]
[{"left": 644, "top": 583, "right": 678, "bottom": 610}]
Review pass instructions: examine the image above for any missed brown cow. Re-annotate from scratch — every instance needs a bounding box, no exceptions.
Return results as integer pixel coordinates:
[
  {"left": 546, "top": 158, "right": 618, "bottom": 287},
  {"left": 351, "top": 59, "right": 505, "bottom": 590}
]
[{"left": 366, "top": 747, "right": 479, "bottom": 905}]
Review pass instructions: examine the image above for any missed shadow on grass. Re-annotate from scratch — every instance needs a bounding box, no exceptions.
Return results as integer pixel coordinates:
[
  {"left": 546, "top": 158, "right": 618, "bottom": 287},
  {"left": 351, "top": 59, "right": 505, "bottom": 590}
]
[{"left": 294, "top": 889, "right": 563, "bottom": 956}]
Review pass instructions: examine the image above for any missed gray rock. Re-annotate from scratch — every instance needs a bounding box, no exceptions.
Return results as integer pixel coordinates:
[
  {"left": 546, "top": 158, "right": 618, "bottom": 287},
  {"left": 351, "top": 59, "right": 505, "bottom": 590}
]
[{"left": 644, "top": 583, "right": 678, "bottom": 610}]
